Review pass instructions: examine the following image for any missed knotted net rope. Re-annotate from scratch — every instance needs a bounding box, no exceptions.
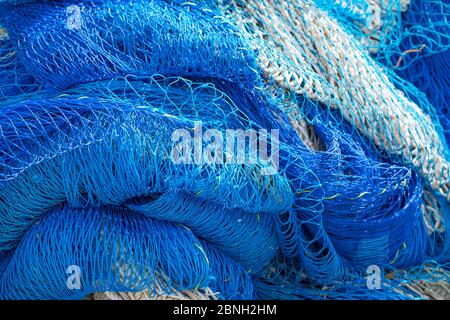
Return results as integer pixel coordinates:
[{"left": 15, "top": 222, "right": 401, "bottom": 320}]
[{"left": 0, "top": 0, "right": 449, "bottom": 300}]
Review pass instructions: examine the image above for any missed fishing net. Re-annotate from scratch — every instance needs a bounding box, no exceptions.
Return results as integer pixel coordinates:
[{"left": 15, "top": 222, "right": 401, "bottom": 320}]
[{"left": 0, "top": 0, "right": 449, "bottom": 300}]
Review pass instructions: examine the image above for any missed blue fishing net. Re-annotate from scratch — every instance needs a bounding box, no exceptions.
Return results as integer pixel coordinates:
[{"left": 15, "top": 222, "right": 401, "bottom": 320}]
[{"left": 0, "top": 0, "right": 449, "bottom": 300}]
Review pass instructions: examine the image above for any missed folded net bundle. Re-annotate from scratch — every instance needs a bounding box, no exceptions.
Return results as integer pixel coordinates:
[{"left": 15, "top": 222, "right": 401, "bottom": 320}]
[{"left": 0, "top": 0, "right": 449, "bottom": 300}]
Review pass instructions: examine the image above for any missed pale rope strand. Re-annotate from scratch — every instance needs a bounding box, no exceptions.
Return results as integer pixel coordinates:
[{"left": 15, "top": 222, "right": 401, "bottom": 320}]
[
  {"left": 0, "top": 27, "right": 8, "bottom": 40},
  {"left": 87, "top": 0, "right": 447, "bottom": 300},
  {"left": 223, "top": 0, "right": 447, "bottom": 238},
  {"left": 92, "top": 268, "right": 218, "bottom": 300},
  {"left": 421, "top": 188, "right": 446, "bottom": 235},
  {"left": 222, "top": 0, "right": 450, "bottom": 200},
  {"left": 363, "top": 0, "right": 411, "bottom": 52},
  {"left": 91, "top": 287, "right": 218, "bottom": 300},
  {"left": 390, "top": 266, "right": 450, "bottom": 300}
]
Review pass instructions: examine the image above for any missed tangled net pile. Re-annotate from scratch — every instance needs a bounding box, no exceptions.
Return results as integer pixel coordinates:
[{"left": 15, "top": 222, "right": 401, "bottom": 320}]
[{"left": 0, "top": 0, "right": 449, "bottom": 300}]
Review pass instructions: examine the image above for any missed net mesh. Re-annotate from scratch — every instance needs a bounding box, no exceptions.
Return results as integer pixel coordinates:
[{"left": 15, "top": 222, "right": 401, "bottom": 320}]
[{"left": 0, "top": 0, "right": 449, "bottom": 300}]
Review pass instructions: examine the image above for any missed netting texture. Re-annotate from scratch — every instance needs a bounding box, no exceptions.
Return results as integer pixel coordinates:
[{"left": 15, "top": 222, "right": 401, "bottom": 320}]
[{"left": 0, "top": 0, "right": 449, "bottom": 300}]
